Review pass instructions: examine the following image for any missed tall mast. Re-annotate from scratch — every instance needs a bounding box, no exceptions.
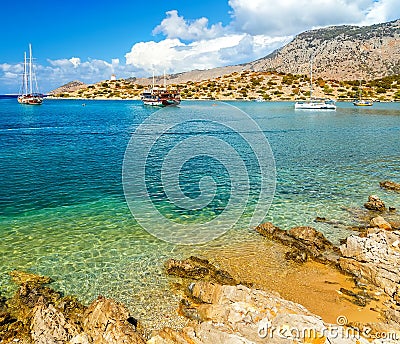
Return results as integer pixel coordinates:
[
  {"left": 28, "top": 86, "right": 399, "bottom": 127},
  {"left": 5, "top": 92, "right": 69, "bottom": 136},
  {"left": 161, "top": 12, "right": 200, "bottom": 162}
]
[
  {"left": 163, "top": 70, "right": 166, "bottom": 89},
  {"left": 152, "top": 70, "right": 155, "bottom": 88},
  {"left": 29, "top": 44, "right": 33, "bottom": 95},
  {"left": 309, "top": 54, "right": 313, "bottom": 100},
  {"left": 24, "top": 52, "right": 28, "bottom": 95}
]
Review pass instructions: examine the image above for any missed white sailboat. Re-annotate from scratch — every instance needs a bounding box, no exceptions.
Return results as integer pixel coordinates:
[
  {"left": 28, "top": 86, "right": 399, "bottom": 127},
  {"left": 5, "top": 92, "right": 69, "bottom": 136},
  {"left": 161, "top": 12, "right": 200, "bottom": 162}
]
[
  {"left": 295, "top": 54, "right": 336, "bottom": 110},
  {"left": 353, "top": 80, "right": 373, "bottom": 106},
  {"left": 18, "top": 44, "right": 43, "bottom": 105}
]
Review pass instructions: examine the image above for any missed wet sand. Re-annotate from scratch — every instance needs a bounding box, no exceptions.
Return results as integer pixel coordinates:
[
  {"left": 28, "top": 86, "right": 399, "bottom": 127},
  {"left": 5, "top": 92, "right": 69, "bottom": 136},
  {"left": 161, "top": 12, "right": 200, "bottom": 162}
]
[{"left": 201, "top": 235, "right": 386, "bottom": 325}]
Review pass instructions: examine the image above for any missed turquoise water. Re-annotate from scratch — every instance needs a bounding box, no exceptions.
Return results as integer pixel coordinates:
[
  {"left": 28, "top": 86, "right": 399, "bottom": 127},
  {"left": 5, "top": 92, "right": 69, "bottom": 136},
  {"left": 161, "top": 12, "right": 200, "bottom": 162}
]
[{"left": 0, "top": 98, "right": 399, "bottom": 327}]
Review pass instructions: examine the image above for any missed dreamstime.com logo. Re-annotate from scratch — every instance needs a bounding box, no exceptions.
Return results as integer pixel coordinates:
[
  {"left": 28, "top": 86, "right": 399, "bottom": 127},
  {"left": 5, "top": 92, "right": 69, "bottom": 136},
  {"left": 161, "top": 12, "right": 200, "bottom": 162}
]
[
  {"left": 122, "top": 102, "right": 276, "bottom": 245},
  {"left": 257, "top": 316, "right": 399, "bottom": 341}
]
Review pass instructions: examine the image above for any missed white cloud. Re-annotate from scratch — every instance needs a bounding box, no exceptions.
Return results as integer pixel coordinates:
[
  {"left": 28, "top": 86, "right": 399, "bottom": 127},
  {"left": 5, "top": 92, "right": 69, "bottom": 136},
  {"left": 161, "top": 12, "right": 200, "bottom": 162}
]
[
  {"left": 153, "top": 10, "right": 224, "bottom": 40},
  {"left": 125, "top": 33, "right": 290, "bottom": 75},
  {"left": 363, "top": 0, "right": 400, "bottom": 24},
  {"left": 228, "top": 0, "right": 400, "bottom": 37}
]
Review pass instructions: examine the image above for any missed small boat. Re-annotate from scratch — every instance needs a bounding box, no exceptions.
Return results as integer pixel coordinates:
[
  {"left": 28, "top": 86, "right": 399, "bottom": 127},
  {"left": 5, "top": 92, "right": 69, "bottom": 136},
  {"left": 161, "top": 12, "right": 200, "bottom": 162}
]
[
  {"left": 353, "top": 80, "right": 373, "bottom": 106},
  {"left": 353, "top": 99, "right": 373, "bottom": 106},
  {"left": 141, "top": 72, "right": 180, "bottom": 107},
  {"left": 295, "top": 54, "right": 336, "bottom": 110},
  {"left": 18, "top": 44, "right": 43, "bottom": 105},
  {"left": 295, "top": 99, "right": 336, "bottom": 110}
]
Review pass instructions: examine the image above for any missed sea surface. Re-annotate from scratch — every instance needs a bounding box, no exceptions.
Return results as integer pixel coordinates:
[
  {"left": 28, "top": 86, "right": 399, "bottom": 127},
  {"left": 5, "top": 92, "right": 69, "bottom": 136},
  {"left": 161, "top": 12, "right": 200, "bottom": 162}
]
[{"left": 0, "top": 98, "right": 399, "bottom": 326}]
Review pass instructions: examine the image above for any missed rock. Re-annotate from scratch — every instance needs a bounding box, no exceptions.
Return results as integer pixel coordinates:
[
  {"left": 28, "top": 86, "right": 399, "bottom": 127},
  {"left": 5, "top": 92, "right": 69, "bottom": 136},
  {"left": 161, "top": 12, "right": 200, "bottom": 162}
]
[
  {"left": 314, "top": 216, "right": 327, "bottom": 222},
  {"left": 380, "top": 180, "right": 400, "bottom": 192},
  {"left": 284, "top": 249, "right": 309, "bottom": 263},
  {"left": 288, "top": 226, "right": 333, "bottom": 253},
  {"left": 370, "top": 216, "right": 392, "bottom": 230},
  {"left": 83, "top": 295, "right": 145, "bottom": 344},
  {"left": 255, "top": 222, "right": 339, "bottom": 265},
  {"left": 9, "top": 270, "right": 52, "bottom": 287},
  {"left": 364, "top": 195, "right": 386, "bottom": 212},
  {"left": 31, "top": 303, "right": 81, "bottom": 343},
  {"left": 1, "top": 271, "right": 146, "bottom": 344},
  {"left": 164, "top": 256, "right": 238, "bottom": 285},
  {"left": 151, "top": 281, "right": 370, "bottom": 344}
]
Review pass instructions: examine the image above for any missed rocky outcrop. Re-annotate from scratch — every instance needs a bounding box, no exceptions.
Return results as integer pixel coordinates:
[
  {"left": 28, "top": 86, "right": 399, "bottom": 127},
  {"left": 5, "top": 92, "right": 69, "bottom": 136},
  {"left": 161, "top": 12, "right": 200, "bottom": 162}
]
[
  {"left": 364, "top": 195, "right": 386, "bottom": 212},
  {"left": 255, "top": 222, "right": 340, "bottom": 264},
  {"left": 150, "top": 281, "right": 372, "bottom": 344},
  {"left": 340, "top": 230, "right": 400, "bottom": 324},
  {"left": 0, "top": 271, "right": 145, "bottom": 344},
  {"left": 165, "top": 256, "right": 239, "bottom": 285},
  {"left": 340, "top": 230, "right": 400, "bottom": 296},
  {"left": 380, "top": 180, "right": 400, "bottom": 192}
]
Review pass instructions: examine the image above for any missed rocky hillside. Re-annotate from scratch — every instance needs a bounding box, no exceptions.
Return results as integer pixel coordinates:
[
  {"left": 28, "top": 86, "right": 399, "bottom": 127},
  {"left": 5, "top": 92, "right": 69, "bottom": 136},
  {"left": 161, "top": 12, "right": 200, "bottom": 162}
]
[
  {"left": 242, "top": 19, "right": 400, "bottom": 81},
  {"left": 131, "top": 19, "right": 399, "bottom": 85},
  {"left": 48, "top": 80, "right": 87, "bottom": 95}
]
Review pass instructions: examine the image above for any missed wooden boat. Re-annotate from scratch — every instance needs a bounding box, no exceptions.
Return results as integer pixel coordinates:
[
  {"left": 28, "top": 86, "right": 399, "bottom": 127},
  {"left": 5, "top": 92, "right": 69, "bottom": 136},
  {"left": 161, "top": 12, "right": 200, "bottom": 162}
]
[
  {"left": 17, "top": 44, "right": 43, "bottom": 105},
  {"left": 141, "top": 72, "right": 180, "bottom": 107}
]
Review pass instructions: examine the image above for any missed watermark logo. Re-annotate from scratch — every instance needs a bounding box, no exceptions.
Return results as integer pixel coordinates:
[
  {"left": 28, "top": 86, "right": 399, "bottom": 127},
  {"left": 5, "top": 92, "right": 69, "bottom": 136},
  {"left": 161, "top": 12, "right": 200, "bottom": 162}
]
[
  {"left": 257, "top": 315, "right": 399, "bottom": 341},
  {"left": 122, "top": 102, "right": 276, "bottom": 244}
]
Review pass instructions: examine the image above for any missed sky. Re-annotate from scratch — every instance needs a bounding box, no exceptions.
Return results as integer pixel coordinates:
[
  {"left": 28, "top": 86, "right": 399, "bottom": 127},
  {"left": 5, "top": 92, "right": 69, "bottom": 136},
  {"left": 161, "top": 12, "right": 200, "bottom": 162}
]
[{"left": 0, "top": 0, "right": 399, "bottom": 94}]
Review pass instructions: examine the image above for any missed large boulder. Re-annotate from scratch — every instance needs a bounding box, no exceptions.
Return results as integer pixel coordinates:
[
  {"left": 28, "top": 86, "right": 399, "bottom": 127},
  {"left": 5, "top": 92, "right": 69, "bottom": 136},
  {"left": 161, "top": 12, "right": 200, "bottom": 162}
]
[
  {"left": 83, "top": 296, "right": 145, "bottom": 344},
  {"left": 364, "top": 195, "right": 386, "bottom": 212}
]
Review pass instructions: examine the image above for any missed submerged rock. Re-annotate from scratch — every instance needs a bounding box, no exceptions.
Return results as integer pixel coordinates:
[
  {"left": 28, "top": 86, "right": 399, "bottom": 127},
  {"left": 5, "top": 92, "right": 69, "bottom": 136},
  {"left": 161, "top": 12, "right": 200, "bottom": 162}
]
[
  {"left": 9, "top": 270, "right": 52, "bottom": 287},
  {"left": 364, "top": 195, "right": 386, "bottom": 212},
  {"left": 380, "top": 180, "right": 400, "bottom": 192},
  {"left": 255, "top": 222, "right": 340, "bottom": 264},
  {"left": 165, "top": 256, "right": 238, "bottom": 285}
]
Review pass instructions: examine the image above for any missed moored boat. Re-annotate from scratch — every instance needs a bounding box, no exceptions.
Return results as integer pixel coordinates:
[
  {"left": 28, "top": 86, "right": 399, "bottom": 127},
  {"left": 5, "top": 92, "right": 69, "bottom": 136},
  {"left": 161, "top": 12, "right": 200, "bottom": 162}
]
[
  {"left": 295, "top": 54, "right": 336, "bottom": 110},
  {"left": 353, "top": 99, "right": 373, "bottom": 106},
  {"left": 295, "top": 99, "right": 336, "bottom": 110},
  {"left": 353, "top": 80, "right": 373, "bottom": 106},
  {"left": 18, "top": 44, "right": 43, "bottom": 105},
  {"left": 141, "top": 87, "right": 181, "bottom": 107},
  {"left": 141, "top": 72, "right": 180, "bottom": 107}
]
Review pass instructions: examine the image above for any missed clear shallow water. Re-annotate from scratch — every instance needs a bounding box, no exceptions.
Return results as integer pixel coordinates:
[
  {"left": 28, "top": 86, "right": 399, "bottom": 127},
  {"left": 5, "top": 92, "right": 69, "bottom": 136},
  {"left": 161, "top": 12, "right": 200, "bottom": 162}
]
[{"left": 0, "top": 98, "right": 399, "bottom": 328}]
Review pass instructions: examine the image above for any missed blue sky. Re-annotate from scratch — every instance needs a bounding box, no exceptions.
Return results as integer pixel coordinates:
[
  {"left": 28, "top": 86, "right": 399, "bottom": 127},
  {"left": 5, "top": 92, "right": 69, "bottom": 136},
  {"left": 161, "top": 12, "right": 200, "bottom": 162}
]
[{"left": 0, "top": 0, "right": 398, "bottom": 93}]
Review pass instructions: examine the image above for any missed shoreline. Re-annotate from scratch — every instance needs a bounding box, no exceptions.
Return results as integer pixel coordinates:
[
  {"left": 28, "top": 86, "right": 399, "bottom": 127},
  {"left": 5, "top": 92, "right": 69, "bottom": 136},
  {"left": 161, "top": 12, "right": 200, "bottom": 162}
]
[
  {"left": 44, "top": 96, "right": 400, "bottom": 102},
  {"left": 1, "top": 184, "right": 400, "bottom": 343}
]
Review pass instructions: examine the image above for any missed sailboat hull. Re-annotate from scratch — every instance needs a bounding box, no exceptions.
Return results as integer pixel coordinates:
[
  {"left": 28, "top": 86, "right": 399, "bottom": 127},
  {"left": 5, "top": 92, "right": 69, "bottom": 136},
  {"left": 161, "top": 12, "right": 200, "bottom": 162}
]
[
  {"left": 295, "top": 101, "right": 336, "bottom": 110},
  {"left": 353, "top": 100, "right": 373, "bottom": 106},
  {"left": 17, "top": 94, "right": 43, "bottom": 105}
]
